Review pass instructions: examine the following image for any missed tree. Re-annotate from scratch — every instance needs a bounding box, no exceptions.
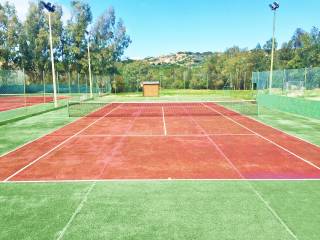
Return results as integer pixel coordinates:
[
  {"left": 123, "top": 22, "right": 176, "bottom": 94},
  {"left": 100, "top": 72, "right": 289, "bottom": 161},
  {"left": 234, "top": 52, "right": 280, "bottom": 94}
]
[
  {"left": 0, "top": 2, "right": 22, "bottom": 69},
  {"left": 291, "top": 28, "right": 306, "bottom": 49},
  {"left": 91, "top": 7, "right": 131, "bottom": 75},
  {"left": 263, "top": 38, "right": 278, "bottom": 53},
  {"left": 65, "top": 0, "right": 92, "bottom": 73}
]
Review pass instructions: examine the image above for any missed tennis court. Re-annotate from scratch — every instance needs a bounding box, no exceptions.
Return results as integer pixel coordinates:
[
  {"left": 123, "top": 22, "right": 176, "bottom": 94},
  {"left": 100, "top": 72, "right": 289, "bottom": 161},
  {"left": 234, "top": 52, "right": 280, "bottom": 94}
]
[
  {"left": 0, "top": 95, "right": 68, "bottom": 112},
  {"left": 1, "top": 101, "right": 319, "bottom": 182}
]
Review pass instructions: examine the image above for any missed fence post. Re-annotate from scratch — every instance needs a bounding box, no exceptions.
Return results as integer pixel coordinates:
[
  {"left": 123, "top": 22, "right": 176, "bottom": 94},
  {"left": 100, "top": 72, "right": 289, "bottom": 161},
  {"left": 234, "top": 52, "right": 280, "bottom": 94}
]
[
  {"left": 85, "top": 74, "right": 88, "bottom": 96},
  {"left": 244, "top": 72, "right": 247, "bottom": 90},
  {"left": 283, "top": 69, "right": 286, "bottom": 96},
  {"left": 43, "top": 70, "right": 46, "bottom": 103},
  {"left": 304, "top": 67, "right": 307, "bottom": 92},
  {"left": 68, "top": 71, "right": 71, "bottom": 96},
  {"left": 57, "top": 71, "right": 60, "bottom": 95},
  {"left": 251, "top": 72, "right": 254, "bottom": 91},
  {"left": 77, "top": 73, "right": 80, "bottom": 95},
  {"left": 23, "top": 68, "right": 27, "bottom": 110}
]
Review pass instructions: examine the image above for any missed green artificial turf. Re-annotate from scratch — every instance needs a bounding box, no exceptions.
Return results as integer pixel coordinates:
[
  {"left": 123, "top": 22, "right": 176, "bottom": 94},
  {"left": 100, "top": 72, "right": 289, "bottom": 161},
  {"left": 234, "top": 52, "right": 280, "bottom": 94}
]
[
  {"left": 1, "top": 91, "right": 319, "bottom": 240},
  {"left": 256, "top": 107, "right": 320, "bottom": 146},
  {"left": 1, "top": 181, "right": 319, "bottom": 240},
  {"left": 0, "top": 108, "right": 75, "bottom": 156}
]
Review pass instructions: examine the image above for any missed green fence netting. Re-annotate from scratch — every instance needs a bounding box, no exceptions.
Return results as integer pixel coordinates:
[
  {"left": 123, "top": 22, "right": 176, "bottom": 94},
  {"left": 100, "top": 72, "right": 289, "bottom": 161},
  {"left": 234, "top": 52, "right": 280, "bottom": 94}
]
[
  {"left": 257, "top": 93, "right": 320, "bottom": 120},
  {"left": 0, "top": 69, "right": 112, "bottom": 124},
  {"left": 252, "top": 67, "right": 320, "bottom": 98}
]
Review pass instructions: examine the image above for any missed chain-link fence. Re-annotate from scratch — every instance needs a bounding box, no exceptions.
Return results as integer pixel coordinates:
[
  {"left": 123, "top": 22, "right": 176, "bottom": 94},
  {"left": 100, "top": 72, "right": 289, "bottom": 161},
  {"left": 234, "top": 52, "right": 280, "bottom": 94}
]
[
  {"left": 0, "top": 69, "right": 112, "bottom": 123},
  {"left": 252, "top": 67, "right": 320, "bottom": 98},
  {"left": 252, "top": 67, "right": 320, "bottom": 119}
]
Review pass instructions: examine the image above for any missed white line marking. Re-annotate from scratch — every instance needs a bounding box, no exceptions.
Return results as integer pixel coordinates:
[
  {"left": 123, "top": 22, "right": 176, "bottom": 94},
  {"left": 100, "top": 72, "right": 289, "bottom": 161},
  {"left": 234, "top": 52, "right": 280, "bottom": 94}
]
[
  {"left": 246, "top": 112, "right": 320, "bottom": 148},
  {"left": 252, "top": 186, "right": 298, "bottom": 239},
  {"left": 3, "top": 178, "right": 320, "bottom": 184},
  {"left": 93, "top": 100, "right": 255, "bottom": 104},
  {"left": 203, "top": 103, "right": 320, "bottom": 171},
  {"left": 162, "top": 107, "right": 167, "bottom": 136},
  {"left": 55, "top": 106, "right": 145, "bottom": 239},
  {"left": 208, "top": 137, "right": 298, "bottom": 239},
  {"left": 55, "top": 182, "right": 96, "bottom": 240},
  {"left": 78, "top": 133, "right": 255, "bottom": 137},
  {"left": 0, "top": 117, "right": 79, "bottom": 158},
  {"left": 3, "top": 105, "right": 122, "bottom": 182},
  {"left": 186, "top": 106, "right": 299, "bottom": 240}
]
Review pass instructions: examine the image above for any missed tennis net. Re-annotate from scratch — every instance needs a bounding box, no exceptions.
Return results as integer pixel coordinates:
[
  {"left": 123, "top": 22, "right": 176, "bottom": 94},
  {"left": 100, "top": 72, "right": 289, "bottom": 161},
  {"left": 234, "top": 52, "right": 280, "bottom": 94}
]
[{"left": 68, "top": 100, "right": 258, "bottom": 118}]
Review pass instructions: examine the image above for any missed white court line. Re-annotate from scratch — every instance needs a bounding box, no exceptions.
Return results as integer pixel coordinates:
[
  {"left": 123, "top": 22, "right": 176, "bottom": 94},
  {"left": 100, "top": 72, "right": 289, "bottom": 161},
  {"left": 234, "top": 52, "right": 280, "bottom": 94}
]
[
  {"left": 246, "top": 112, "right": 320, "bottom": 148},
  {"left": 0, "top": 117, "right": 81, "bottom": 158},
  {"left": 78, "top": 133, "right": 255, "bottom": 137},
  {"left": 55, "top": 182, "right": 96, "bottom": 240},
  {"left": 3, "top": 105, "right": 122, "bottom": 182},
  {"left": 3, "top": 178, "right": 320, "bottom": 184},
  {"left": 203, "top": 103, "right": 320, "bottom": 171},
  {"left": 186, "top": 107, "right": 298, "bottom": 240},
  {"left": 55, "top": 105, "right": 145, "bottom": 239},
  {"left": 162, "top": 107, "right": 167, "bottom": 136}
]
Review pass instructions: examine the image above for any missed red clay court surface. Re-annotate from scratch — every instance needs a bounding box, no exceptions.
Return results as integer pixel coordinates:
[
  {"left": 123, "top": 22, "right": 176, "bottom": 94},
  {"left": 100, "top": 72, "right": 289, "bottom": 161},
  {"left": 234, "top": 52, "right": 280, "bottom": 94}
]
[
  {"left": 0, "top": 95, "right": 67, "bottom": 112},
  {"left": 1, "top": 102, "right": 320, "bottom": 182}
]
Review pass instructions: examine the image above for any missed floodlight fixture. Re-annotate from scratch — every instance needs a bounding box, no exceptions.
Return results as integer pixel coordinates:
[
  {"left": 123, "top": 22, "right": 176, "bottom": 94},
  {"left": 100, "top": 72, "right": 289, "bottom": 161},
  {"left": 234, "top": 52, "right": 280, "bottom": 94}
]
[{"left": 269, "top": 2, "right": 279, "bottom": 11}]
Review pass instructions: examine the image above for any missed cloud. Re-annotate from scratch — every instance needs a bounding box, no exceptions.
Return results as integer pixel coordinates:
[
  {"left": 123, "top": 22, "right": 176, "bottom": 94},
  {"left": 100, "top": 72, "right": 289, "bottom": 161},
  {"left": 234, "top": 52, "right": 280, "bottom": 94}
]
[{"left": 0, "top": 0, "right": 71, "bottom": 24}]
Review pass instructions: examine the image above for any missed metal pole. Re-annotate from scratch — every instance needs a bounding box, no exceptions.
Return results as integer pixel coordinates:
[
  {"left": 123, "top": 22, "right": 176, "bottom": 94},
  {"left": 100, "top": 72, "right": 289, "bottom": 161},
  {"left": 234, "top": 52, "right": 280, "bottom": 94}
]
[
  {"left": 43, "top": 70, "right": 46, "bottom": 103},
  {"left": 68, "top": 70, "right": 71, "bottom": 95},
  {"left": 304, "top": 67, "right": 307, "bottom": 92},
  {"left": 282, "top": 69, "right": 285, "bottom": 95},
  {"left": 87, "top": 40, "right": 93, "bottom": 98},
  {"left": 85, "top": 74, "right": 88, "bottom": 95},
  {"left": 56, "top": 71, "right": 59, "bottom": 95},
  {"left": 48, "top": 12, "right": 58, "bottom": 107},
  {"left": 23, "top": 68, "right": 26, "bottom": 109},
  {"left": 269, "top": 10, "right": 277, "bottom": 94},
  {"left": 244, "top": 72, "right": 247, "bottom": 90},
  {"left": 77, "top": 73, "right": 80, "bottom": 95},
  {"left": 251, "top": 72, "right": 254, "bottom": 91}
]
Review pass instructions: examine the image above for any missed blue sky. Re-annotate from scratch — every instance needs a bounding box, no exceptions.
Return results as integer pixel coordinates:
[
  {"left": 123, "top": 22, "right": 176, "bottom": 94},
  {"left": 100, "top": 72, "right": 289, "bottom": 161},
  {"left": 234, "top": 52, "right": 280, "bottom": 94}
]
[{"left": 5, "top": 0, "right": 320, "bottom": 59}]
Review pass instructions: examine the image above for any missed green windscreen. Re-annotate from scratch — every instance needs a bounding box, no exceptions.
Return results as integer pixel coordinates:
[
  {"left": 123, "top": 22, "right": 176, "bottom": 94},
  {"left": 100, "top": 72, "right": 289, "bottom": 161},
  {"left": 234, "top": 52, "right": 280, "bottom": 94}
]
[{"left": 257, "top": 93, "right": 320, "bottom": 119}]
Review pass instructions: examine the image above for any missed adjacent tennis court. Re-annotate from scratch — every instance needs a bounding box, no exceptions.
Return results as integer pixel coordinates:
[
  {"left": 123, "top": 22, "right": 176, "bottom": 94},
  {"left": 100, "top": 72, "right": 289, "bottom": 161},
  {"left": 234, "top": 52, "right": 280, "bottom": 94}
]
[
  {"left": 1, "top": 101, "right": 319, "bottom": 182},
  {"left": 0, "top": 94, "right": 67, "bottom": 112}
]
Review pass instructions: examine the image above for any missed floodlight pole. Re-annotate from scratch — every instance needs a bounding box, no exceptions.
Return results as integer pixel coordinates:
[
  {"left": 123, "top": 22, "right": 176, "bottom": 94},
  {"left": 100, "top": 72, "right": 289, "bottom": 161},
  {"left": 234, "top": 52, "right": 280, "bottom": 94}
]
[
  {"left": 87, "top": 35, "right": 93, "bottom": 98},
  {"left": 48, "top": 12, "right": 58, "bottom": 107},
  {"left": 269, "top": 4, "right": 278, "bottom": 94}
]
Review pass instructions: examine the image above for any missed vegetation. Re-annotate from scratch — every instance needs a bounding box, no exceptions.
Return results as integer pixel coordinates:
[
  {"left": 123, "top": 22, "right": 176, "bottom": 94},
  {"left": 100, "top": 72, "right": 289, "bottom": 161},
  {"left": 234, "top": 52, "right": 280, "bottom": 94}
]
[
  {"left": 1, "top": 2, "right": 320, "bottom": 93},
  {"left": 0, "top": 1, "right": 131, "bottom": 78},
  {"left": 117, "top": 27, "right": 320, "bottom": 92}
]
